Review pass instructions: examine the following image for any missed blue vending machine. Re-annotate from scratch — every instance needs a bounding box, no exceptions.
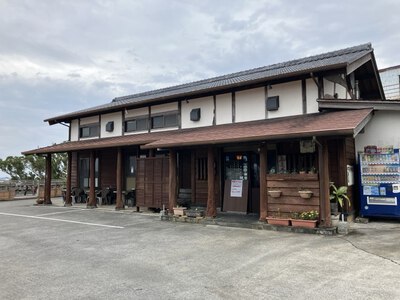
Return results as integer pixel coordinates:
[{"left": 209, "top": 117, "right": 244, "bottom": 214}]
[{"left": 359, "top": 147, "right": 400, "bottom": 218}]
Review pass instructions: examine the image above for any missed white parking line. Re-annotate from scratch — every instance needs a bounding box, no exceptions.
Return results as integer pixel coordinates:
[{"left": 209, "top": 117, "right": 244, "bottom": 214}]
[
  {"left": 36, "top": 209, "right": 85, "bottom": 217},
  {"left": 0, "top": 212, "right": 124, "bottom": 229}
]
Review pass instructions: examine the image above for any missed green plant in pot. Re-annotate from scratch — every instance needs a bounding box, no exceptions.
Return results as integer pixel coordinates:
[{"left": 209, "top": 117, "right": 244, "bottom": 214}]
[{"left": 330, "top": 183, "right": 351, "bottom": 222}]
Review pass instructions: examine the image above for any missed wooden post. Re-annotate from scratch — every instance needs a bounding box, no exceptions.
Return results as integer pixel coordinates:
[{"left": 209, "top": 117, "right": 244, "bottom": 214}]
[
  {"left": 65, "top": 152, "right": 72, "bottom": 206},
  {"left": 168, "top": 149, "right": 177, "bottom": 213},
  {"left": 44, "top": 153, "right": 52, "bottom": 205},
  {"left": 206, "top": 147, "right": 216, "bottom": 217},
  {"left": 115, "top": 148, "right": 124, "bottom": 210},
  {"left": 87, "top": 150, "right": 97, "bottom": 208},
  {"left": 318, "top": 138, "right": 331, "bottom": 227},
  {"left": 259, "top": 145, "right": 267, "bottom": 221},
  {"left": 191, "top": 151, "right": 196, "bottom": 205}
]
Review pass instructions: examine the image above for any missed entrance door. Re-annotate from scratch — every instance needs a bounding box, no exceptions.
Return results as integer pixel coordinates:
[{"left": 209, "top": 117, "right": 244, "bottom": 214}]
[
  {"left": 179, "top": 151, "right": 192, "bottom": 189},
  {"left": 249, "top": 152, "right": 260, "bottom": 214}
]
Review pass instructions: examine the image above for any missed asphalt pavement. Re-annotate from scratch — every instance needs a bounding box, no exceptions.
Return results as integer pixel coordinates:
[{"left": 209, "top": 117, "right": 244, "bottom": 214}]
[{"left": 0, "top": 198, "right": 399, "bottom": 300}]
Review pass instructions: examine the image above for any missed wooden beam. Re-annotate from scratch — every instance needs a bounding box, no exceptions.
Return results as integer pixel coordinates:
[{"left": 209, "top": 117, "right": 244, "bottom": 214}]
[
  {"left": 302, "top": 79, "right": 307, "bottom": 114},
  {"left": 65, "top": 152, "right": 72, "bottom": 206},
  {"left": 87, "top": 150, "right": 97, "bottom": 208},
  {"left": 168, "top": 149, "right": 177, "bottom": 213},
  {"left": 44, "top": 154, "right": 52, "bottom": 205},
  {"left": 318, "top": 138, "right": 331, "bottom": 227},
  {"left": 115, "top": 147, "right": 124, "bottom": 210},
  {"left": 206, "top": 147, "right": 216, "bottom": 217},
  {"left": 259, "top": 144, "right": 267, "bottom": 221}
]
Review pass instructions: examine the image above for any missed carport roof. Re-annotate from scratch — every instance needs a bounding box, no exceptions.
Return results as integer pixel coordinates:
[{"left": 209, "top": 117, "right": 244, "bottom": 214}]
[{"left": 23, "top": 109, "right": 373, "bottom": 155}]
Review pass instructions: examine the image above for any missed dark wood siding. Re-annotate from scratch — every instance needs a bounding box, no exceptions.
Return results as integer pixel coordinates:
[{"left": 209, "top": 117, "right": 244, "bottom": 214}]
[
  {"left": 266, "top": 174, "right": 320, "bottom": 217},
  {"left": 100, "top": 149, "right": 117, "bottom": 188},
  {"left": 136, "top": 157, "right": 169, "bottom": 208},
  {"left": 71, "top": 151, "right": 78, "bottom": 188}
]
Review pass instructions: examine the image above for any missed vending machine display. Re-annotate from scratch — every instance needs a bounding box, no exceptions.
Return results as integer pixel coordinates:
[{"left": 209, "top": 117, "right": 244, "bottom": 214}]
[{"left": 359, "top": 147, "right": 400, "bottom": 218}]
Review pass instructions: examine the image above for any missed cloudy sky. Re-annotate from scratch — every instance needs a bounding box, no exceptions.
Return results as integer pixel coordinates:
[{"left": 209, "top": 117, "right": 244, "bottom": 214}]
[{"left": 0, "top": 0, "right": 399, "bottom": 170}]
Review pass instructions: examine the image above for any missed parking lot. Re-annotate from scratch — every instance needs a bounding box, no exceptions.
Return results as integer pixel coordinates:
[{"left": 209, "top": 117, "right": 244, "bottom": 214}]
[{"left": 0, "top": 199, "right": 399, "bottom": 300}]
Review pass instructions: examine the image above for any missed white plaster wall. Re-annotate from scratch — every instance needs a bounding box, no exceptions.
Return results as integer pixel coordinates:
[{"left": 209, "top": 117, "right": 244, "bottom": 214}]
[
  {"left": 70, "top": 119, "right": 79, "bottom": 141},
  {"left": 268, "top": 81, "right": 302, "bottom": 118},
  {"left": 306, "top": 78, "right": 319, "bottom": 113},
  {"left": 151, "top": 102, "right": 178, "bottom": 114},
  {"left": 80, "top": 115, "right": 99, "bottom": 125},
  {"left": 181, "top": 96, "right": 214, "bottom": 129},
  {"left": 100, "top": 112, "right": 122, "bottom": 138},
  {"left": 126, "top": 107, "right": 148, "bottom": 118},
  {"left": 235, "top": 87, "right": 265, "bottom": 122},
  {"left": 323, "top": 78, "right": 349, "bottom": 99},
  {"left": 355, "top": 110, "right": 400, "bottom": 156},
  {"left": 336, "top": 84, "right": 348, "bottom": 99},
  {"left": 216, "top": 93, "right": 232, "bottom": 125}
]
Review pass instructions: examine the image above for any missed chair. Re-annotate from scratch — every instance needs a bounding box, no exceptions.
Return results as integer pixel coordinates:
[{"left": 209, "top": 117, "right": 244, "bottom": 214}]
[
  {"left": 71, "top": 187, "right": 87, "bottom": 203},
  {"left": 97, "top": 189, "right": 111, "bottom": 205},
  {"left": 125, "top": 189, "right": 136, "bottom": 207}
]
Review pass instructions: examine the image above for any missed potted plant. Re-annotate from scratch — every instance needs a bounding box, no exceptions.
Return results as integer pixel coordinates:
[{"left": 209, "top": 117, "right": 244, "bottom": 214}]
[
  {"left": 266, "top": 208, "right": 291, "bottom": 226},
  {"left": 330, "top": 183, "right": 351, "bottom": 233},
  {"left": 298, "top": 187, "right": 313, "bottom": 199},
  {"left": 291, "top": 210, "right": 318, "bottom": 228},
  {"left": 268, "top": 190, "right": 282, "bottom": 198}
]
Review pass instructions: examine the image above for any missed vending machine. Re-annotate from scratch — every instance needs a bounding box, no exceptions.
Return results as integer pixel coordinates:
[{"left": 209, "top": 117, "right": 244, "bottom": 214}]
[{"left": 359, "top": 146, "right": 400, "bottom": 218}]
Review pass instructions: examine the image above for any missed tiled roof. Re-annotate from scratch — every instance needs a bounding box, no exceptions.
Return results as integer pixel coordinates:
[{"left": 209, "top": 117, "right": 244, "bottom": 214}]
[
  {"left": 45, "top": 43, "right": 373, "bottom": 124},
  {"left": 25, "top": 109, "right": 373, "bottom": 155}
]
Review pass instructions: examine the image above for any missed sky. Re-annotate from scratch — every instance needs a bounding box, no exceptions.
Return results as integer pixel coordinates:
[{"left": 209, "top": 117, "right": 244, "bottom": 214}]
[{"left": 1, "top": 0, "right": 400, "bottom": 177}]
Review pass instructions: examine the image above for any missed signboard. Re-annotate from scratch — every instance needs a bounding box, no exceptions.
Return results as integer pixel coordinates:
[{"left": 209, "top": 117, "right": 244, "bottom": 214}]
[{"left": 230, "top": 180, "right": 243, "bottom": 197}]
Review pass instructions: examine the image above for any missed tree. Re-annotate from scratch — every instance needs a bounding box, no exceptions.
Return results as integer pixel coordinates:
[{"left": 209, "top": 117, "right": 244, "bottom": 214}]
[{"left": 0, "top": 153, "right": 67, "bottom": 180}]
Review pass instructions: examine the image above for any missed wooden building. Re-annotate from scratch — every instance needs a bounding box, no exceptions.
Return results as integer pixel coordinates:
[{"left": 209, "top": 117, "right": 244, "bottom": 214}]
[{"left": 24, "top": 43, "right": 400, "bottom": 227}]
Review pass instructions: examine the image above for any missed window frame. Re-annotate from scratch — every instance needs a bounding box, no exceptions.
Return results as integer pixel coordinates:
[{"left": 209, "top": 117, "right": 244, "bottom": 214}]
[
  {"left": 79, "top": 123, "right": 99, "bottom": 138},
  {"left": 151, "top": 111, "right": 179, "bottom": 129},
  {"left": 125, "top": 117, "right": 148, "bottom": 133}
]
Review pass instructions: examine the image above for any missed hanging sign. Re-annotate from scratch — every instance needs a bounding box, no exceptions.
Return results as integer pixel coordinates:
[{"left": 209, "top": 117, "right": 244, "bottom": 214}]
[{"left": 230, "top": 180, "right": 243, "bottom": 197}]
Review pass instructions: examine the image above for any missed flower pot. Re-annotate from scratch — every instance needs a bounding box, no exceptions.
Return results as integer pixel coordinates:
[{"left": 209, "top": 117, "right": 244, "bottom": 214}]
[
  {"left": 291, "top": 219, "right": 317, "bottom": 228},
  {"left": 173, "top": 207, "right": 187, "bottom": 216},
  {"left": 268, "top": 190, "right": 282, "bottom": 198},
  {"left": 266, "top": 217, "right": 291, "bottom": 226},
  {"left": 298, "top": 190, "right": 313, "bottom": 199}
]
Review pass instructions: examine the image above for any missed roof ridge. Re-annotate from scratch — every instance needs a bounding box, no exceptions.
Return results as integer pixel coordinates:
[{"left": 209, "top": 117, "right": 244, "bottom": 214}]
[{"left": 112, "top": 43, "right": 372, "bottom": 102}]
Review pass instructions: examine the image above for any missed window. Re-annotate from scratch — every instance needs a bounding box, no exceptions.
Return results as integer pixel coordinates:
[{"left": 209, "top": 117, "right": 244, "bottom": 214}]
[
  {"left": 125, "top": 118, "right": 148, "bottom": 132},
  {"left": 79, "top": 157, "right": 99, "bottom": 188},
  {"left": 80, "top": 124, "right": 99, "bottom": 138},
  {"left": 196, "top": 157, "right": 208, "bottom": 180},
  {"left": 151, "top": 112, "right": 179, "bottom": 129}
]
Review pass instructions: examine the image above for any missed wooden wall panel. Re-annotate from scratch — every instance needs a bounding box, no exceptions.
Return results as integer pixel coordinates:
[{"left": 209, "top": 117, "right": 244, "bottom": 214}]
[
  {"left": 136, "top": 157, "right": 169, "bottom": 208},
  {"left": 266, "top": 174, "right": 320, "bottom": 217},
  {"left": 100, "top": 149, "right": 117, "bottom": 188},
  {"left": 71, "top": 151, "right": 78, "bottom": 188}
]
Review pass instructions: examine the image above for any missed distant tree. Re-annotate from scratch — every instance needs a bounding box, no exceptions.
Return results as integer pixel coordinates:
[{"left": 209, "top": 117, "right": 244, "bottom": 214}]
[
  {"left": 0, "top": 153, "right": 67, "bottom": 180},
  {"left": 0, "top": 156, "right": 26, "bottom": 180}
]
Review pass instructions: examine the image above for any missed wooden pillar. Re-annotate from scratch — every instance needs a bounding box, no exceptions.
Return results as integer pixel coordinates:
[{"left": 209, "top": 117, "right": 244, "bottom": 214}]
[
  {"left": 168, "top": 149, "right": 177, "bottom": 213},
  {"left": 115, "top": 148, "right": 124, "bottom": 210},
  {"left": 206, "top": 147, "right": 216, "bottom": 217},
  {"left": 65, "top": 152, "right": 72, "bottom": 206},
  {"left": 318, "top": 138, "right": 331, "bottom": 227},
  {"left": 259, "top": 145, "right": 267, "bottom": 221},
  {"left": 87, "top": 150, "right": 97, "bottom": 208},
  {"left": 44, "top": 153, "right": 52, "bottom": 205},
  {"left": 191, "top": 151, "right": 196, "bottom": 205}
]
